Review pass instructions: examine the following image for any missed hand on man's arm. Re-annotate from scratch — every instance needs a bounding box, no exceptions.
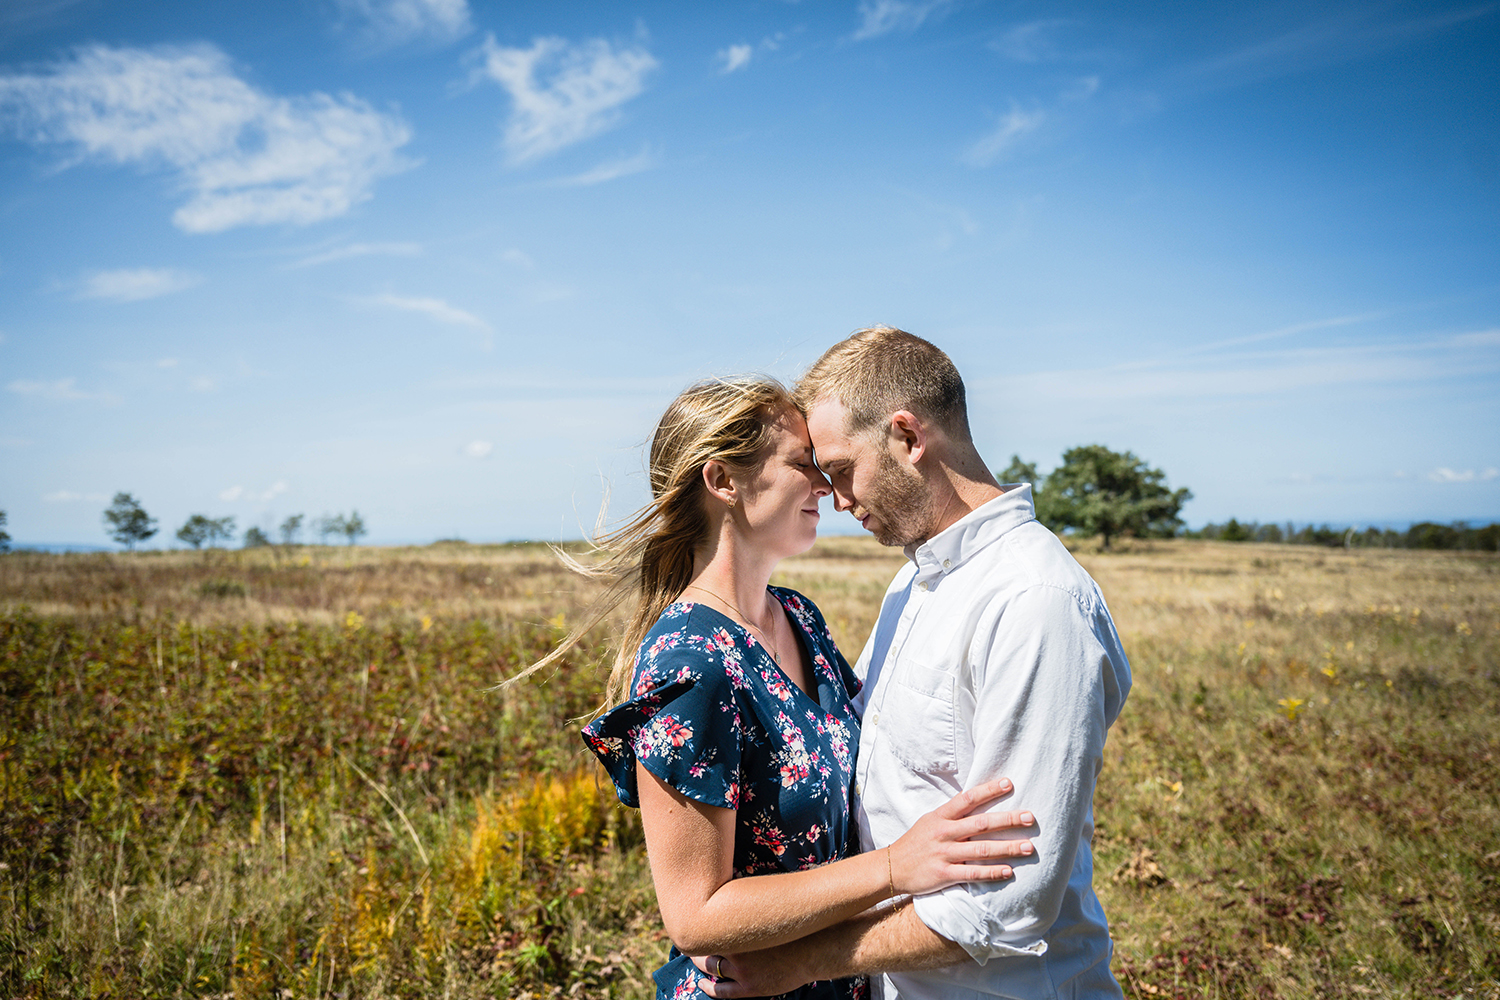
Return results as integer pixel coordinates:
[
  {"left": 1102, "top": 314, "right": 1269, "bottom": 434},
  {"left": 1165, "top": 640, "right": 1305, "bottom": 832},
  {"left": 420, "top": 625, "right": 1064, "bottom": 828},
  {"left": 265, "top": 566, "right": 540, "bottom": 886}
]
[{"left": 693, "top": 901, "right": 969, "bottom": 998}]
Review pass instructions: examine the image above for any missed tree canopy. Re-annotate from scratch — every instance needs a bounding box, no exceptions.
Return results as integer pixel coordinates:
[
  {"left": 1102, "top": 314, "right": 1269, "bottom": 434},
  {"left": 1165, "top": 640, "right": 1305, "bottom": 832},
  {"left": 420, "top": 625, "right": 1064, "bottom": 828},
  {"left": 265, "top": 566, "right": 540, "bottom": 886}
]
[
  {"left": 1003, "top": 446, "right": 1192, "bottom": 550},
  {"left": 103, "top": 493, "right": 158, "bottom": 550},
  {"left": 176, "top": 514, "right": 236, "bottom": 550}
]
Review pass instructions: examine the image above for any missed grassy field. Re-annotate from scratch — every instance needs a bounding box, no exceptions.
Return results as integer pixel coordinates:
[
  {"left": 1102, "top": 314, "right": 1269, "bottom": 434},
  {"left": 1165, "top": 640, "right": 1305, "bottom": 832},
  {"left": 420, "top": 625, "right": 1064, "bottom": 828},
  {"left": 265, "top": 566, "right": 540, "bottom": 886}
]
[{"left": 1, "top": 538, "right": 1497, "bottom": 999}]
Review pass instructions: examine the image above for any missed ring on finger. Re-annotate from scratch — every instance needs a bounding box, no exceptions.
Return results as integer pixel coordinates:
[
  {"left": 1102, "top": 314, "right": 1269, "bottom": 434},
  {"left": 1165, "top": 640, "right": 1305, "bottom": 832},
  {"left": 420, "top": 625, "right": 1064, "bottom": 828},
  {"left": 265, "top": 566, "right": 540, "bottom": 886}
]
[{"left": 711, "top": 955, "right": 724, "bottom": 978}]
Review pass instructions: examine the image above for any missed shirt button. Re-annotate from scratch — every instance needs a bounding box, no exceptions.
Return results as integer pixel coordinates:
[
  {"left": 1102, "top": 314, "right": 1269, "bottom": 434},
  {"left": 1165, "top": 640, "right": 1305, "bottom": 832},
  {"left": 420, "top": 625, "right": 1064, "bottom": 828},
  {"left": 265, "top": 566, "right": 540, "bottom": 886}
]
[
  {"left": 918, "top": 581, "right": 928, "bottom": 591},
  {"left": 942, "top": 559, "right": 951, "bottom": 570},
  {"left": 855, "top": 782, "right": 862, "bottom": 796},
  {"left": 869, "top": 712, "right": 880, "bottom": 726}
]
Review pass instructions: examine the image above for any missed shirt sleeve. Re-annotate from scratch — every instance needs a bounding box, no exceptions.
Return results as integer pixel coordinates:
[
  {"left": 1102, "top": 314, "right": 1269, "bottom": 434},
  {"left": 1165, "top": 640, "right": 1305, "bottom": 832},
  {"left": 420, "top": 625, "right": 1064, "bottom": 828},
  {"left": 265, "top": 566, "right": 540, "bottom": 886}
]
[
  {"left": 581, "top": 635, "right": 746, "bottom": 812},
  {"left": 910, "top": 583, "right": 1128, "bottom": 964}
]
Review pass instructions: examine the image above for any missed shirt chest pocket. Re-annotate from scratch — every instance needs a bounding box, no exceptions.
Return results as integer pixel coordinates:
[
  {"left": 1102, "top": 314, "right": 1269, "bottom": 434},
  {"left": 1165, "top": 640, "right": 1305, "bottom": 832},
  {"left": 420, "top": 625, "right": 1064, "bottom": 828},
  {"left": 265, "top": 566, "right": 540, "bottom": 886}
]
[{"left": 880, "top": 660, "right": 958, "bottom": 774}]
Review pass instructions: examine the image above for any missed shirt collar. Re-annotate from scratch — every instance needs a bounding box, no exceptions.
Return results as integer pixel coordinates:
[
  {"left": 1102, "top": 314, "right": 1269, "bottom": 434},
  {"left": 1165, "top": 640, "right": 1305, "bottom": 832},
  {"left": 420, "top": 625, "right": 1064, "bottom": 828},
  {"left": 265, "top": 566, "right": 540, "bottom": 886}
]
[{"left": 903, "top": 483, "right": 1037, "bottom": 579}]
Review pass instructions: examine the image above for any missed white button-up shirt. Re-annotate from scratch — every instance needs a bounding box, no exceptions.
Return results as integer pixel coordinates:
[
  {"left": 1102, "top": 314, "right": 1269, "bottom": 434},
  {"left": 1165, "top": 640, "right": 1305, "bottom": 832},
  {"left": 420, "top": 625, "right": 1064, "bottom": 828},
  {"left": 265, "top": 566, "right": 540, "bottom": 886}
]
[{"left": 852, "top": 485, "right": 1131, "bottom": 1000}]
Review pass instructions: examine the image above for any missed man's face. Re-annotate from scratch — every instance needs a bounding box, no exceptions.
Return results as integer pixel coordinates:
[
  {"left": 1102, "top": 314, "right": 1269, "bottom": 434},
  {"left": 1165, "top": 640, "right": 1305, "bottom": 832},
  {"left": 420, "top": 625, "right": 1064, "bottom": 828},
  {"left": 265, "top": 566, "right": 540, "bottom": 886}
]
[{"left": 805, "top": 397, "right": 931, "bottom": 548}]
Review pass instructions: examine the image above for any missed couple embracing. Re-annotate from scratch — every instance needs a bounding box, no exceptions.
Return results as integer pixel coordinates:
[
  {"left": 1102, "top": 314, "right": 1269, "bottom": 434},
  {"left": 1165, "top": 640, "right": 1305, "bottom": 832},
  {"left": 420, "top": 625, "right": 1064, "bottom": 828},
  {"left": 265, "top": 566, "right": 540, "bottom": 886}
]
[{"left": 548, "top": 327, "right": 1132, "bottom": 1000}]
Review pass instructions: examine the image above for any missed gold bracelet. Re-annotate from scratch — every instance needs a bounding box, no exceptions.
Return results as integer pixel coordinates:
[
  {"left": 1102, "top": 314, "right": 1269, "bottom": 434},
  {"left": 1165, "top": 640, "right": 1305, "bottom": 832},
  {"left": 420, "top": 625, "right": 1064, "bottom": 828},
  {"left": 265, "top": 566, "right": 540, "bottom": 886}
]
[{"left": 886, "top": 844, "right": 897, "bottom": 898}]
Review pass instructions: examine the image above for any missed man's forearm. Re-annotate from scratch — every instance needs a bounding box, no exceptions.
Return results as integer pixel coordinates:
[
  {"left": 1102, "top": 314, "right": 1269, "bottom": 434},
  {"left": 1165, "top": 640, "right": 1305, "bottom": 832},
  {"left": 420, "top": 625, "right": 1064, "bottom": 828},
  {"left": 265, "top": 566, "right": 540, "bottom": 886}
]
[{"left": 788, "top": 901, "right": 971, "bottom": 981}]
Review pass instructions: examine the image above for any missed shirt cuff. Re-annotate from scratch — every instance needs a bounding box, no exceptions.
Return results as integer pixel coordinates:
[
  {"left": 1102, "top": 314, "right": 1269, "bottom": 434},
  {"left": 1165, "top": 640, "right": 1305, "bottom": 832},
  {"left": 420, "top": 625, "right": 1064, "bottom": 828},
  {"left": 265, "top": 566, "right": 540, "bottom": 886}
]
[{"left": 910, "top": 886, "right": 1049, "bottom": 965}]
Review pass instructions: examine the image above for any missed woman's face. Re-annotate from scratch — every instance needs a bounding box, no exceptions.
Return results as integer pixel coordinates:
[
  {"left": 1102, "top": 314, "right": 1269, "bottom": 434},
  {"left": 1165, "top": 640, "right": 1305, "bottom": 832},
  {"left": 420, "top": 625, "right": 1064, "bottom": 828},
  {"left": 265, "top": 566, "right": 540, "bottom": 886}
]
[{"left": 736, "top": 408, "right": 832, "bottom": 559}]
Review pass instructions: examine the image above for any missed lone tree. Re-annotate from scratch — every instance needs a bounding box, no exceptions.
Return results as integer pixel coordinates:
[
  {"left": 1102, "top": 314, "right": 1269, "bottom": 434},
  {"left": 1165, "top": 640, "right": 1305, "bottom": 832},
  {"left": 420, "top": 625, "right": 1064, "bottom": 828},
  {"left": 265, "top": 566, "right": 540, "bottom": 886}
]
[
  {"left": 1039, "top": 445, "right": 1191, "bottom": 550},
  {"left": 103, "top": 492, "right": 158, "bottom": 550},
  {"left": 0, "top": 509, "right": 10, "bottom": 553},
  {"left": 340, "top": 510, "right": 367, "bottom": 546},
  {"left": 278, "top": 514, "right": 304, "bottom": 546},
  {"left": 176, "top": 514, "right": 236, "bottom": 550},
  {"left": 243, "top": 525, "right": 271, "bottom": 548}
]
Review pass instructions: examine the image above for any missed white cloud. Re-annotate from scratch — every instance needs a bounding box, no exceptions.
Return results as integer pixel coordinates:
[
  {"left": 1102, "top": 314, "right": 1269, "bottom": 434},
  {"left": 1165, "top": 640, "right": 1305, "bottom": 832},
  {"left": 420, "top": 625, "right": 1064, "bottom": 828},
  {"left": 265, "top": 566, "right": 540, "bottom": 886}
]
[
  {"left": 157, "top": 357, "right": 179, "bottom": 368},
  {"left": 1427, "top": 467, "right": 1500, "bottom": 483},
  {"left": 293, "top": 241, "right": 422, "bottom": 267},
  {"left": 501, "top": 248, "right": 534, "bottom": 268},
  {"left": 44, "top": 490, "right": 108, "bottom": 502},
  {"left": 78, "top": 267, "right": 199, "bottom": 302},
  {"left": 965, "top": 105, "right": 1046, "bottom": 166},
  {"left": 854, "top": 0, "right": 952, "bottom": 40},
  {"left": 334, "top": 0, "right": 471, "bottom": 46},
  {"left": 190, "top": 376, "right": 216, "bottom": 392},
  {"left": 368, "top": 292, "right": 489, "bottom": 329},
  {"left": 472, "top": 34, "right": 657, "bottom": 163},
  {"left": 547, "top": 147, "right": 658, "bottom": 187},
  {"left": 991, "top": 20, "right": 1073, "bottom": 62},
  {"left": 220, "top": 485, "right": 244, "bottom": 501},
  {"left": 463, "top": 439, "right": 493, "bottom": 458},
  {"left": 1451, "top": 329, "right": 1500, "bottom": 347},
  {"left": 0, "top": 44, "right": 412, "bottom": 232},
  {"left": 8, "top": 376, "right": 94, "bottom": 400},
  {"left": 718, "top": 44, "right": 753, "bottom": 74}
]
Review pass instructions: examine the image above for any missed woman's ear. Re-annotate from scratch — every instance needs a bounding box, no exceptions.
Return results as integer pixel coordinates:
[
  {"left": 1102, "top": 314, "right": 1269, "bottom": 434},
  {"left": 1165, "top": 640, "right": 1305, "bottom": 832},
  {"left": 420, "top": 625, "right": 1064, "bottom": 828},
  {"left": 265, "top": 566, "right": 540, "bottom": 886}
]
[{"left": 701, "top": 460, "right": 738, "bottom": 509}]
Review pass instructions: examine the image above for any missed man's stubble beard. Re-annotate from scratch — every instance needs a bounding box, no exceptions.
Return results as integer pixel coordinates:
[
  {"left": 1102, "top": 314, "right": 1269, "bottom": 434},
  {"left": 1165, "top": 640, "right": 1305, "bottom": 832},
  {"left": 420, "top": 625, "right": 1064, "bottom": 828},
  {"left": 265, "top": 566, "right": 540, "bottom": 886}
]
[{"left": 864, "top": 446, "right": 934, "bottom": 548}]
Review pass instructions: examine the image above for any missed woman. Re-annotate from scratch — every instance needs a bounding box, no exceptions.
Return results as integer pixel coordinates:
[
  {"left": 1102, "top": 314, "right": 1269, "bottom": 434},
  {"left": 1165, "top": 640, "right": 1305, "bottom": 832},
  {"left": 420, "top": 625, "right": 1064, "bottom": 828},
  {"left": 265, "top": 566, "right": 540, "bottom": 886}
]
[{"left": 534, "top": 377, "right": 1031, "bottom": 999}]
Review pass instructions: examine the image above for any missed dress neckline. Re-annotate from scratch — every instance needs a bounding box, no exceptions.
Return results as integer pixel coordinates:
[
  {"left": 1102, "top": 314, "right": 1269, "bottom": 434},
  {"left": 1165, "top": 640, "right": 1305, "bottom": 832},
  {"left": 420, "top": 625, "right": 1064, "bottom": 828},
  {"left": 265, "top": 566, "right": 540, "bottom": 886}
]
[{"left": 671, "top": 588, "right": 828, "bottom": 711}]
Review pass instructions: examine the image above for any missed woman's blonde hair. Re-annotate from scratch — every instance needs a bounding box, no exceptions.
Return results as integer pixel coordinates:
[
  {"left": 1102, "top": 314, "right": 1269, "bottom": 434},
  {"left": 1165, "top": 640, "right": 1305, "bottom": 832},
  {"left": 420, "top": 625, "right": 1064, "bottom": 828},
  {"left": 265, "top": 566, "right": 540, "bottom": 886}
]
[{"left": 508, "top": 375, "right": 795, "bottom": 708}]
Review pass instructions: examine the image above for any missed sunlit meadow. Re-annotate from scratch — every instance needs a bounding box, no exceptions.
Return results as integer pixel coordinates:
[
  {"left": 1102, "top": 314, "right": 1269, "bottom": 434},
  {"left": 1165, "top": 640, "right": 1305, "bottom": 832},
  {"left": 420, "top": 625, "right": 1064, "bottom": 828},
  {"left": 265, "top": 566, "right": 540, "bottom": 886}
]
[{"left": 1, "top": 537, "right": 1497, "bottom": 998}]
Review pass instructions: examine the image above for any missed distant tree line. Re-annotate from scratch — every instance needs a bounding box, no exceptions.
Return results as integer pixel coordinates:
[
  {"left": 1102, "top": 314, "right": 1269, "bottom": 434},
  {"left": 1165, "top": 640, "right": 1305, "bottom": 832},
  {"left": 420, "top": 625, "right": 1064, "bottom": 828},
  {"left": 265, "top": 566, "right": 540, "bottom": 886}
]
[
  {"left": 1190, "top": 518, "right": 1500, "bottom": 551},
  {"left": 96, "top": 494, "right": 367, "bottom": 550}
]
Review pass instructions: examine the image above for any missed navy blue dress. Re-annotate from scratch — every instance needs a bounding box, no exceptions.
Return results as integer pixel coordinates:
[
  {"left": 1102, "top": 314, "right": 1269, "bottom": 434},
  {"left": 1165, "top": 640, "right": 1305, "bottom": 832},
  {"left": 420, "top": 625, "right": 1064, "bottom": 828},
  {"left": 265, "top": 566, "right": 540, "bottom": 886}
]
[{"left": 582, "top": 586, "right": 868, "bottom": 1000}]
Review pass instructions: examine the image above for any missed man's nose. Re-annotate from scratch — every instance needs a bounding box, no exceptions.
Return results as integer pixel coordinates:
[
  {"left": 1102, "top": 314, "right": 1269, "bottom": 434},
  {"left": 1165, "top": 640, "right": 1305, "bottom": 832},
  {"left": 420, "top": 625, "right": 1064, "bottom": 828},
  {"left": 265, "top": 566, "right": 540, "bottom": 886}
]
[{"left": 832, "top": 488, "right": 853, "bottom": 511}]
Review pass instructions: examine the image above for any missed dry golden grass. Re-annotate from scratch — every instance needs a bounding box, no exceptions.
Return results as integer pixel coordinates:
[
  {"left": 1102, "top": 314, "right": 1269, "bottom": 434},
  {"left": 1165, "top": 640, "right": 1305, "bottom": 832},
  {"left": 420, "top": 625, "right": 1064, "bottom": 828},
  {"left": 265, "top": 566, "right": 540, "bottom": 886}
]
[{"left": 2, "top": 536, "right": 1497, "bottom": 998}]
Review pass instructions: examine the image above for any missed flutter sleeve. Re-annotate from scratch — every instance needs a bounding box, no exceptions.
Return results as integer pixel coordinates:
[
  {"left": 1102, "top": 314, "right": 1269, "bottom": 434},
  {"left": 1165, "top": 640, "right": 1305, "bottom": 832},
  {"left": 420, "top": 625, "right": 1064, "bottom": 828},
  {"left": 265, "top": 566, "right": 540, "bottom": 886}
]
[{"left": 581, "top": 619, "right": 747, "bottom": 811}]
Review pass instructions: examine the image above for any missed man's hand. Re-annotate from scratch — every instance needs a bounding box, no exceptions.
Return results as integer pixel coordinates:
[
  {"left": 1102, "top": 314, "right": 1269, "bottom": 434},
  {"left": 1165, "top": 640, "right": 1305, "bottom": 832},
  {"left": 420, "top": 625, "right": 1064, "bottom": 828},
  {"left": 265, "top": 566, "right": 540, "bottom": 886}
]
[
  {"left": 691, "top": 902, "right": 975, "bottom": 996},
  {"left": 690, "top": 948, "right": 810, "bottom": 999}
]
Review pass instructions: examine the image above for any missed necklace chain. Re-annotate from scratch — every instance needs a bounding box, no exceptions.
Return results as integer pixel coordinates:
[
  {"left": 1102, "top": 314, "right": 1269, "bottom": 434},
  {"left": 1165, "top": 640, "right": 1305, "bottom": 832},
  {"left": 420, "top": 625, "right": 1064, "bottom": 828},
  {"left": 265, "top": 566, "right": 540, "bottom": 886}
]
[{"left": 685, "top": 584, "right": 780, "bottom": 665}]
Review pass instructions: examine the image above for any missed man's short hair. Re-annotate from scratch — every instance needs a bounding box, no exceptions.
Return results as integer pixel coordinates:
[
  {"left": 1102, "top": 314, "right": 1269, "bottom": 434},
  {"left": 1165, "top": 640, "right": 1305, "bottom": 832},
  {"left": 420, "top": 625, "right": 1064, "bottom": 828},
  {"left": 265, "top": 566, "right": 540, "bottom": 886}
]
[{"left": 794, "top": 326, "right": 972, "bottom": 441}]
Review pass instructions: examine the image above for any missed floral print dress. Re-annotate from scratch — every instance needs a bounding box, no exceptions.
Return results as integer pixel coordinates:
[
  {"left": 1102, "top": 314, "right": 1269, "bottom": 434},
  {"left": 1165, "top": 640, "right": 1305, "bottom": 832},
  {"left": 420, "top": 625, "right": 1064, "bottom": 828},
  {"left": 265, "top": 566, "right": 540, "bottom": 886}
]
[{"left": 582, "top": 586, "right": 868, "bottom": 1000}]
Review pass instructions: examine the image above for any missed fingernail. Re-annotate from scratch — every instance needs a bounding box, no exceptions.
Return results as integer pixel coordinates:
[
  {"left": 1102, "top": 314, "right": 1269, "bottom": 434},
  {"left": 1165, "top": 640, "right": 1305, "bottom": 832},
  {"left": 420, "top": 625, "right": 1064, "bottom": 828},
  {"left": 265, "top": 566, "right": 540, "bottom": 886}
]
[
  {"left": 1020, "top": 812, "right": 1034, "bottom": 825},
  {"left": 1020, "top": 841, "right": 1033, "bottom": 855},
  {"left": 1001, "top": 866, "right": 1013, "bottom": 878}
]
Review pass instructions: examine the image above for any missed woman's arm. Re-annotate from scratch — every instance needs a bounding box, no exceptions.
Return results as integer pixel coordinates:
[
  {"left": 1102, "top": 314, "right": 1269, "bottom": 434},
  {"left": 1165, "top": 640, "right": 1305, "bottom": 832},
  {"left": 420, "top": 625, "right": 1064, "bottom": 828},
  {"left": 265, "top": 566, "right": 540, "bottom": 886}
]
[{"left": 636, "top": 761, "right": 1033, "bottom": 956}]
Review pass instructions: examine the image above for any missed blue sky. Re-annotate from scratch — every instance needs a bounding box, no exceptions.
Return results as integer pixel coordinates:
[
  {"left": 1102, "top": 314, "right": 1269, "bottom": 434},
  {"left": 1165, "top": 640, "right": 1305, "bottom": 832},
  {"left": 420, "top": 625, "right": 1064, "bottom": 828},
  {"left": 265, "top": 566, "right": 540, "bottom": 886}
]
[{"left": 2, "top": 0, "right": 1497, "bottom": 547}]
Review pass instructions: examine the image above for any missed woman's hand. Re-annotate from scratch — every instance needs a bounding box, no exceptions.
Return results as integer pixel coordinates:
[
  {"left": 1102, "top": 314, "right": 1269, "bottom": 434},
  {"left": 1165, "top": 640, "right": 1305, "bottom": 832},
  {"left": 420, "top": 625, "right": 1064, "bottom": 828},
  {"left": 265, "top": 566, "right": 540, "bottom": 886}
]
[{"left": 885, "top": 777, "right": 1035, "bottom": 896}]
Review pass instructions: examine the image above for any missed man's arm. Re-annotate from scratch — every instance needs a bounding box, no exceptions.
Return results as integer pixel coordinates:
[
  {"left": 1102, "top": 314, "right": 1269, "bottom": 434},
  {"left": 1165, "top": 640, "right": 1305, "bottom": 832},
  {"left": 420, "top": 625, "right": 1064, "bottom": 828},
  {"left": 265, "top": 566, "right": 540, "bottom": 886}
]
[{"left": 694, "top": 902, "right": 969, "bottom": 999}]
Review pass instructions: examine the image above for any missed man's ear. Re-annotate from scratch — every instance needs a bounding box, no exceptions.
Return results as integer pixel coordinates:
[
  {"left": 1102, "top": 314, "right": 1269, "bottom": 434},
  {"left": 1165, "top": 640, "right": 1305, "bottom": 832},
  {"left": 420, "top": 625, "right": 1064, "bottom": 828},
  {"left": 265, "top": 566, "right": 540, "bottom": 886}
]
[
  {"left": 887, "top": 410, "right": 928, "bottom": 466},
  {"left": 701, "top": 459, "right": 737, "bottom": 508}
]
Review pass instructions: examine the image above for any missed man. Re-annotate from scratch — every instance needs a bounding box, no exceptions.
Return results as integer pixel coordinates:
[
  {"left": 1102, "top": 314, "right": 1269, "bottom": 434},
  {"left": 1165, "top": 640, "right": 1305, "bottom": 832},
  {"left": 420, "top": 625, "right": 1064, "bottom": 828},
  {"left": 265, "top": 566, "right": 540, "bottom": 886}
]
[{"left": 697, "top": 327, "right": 1132, "bottom": 999}]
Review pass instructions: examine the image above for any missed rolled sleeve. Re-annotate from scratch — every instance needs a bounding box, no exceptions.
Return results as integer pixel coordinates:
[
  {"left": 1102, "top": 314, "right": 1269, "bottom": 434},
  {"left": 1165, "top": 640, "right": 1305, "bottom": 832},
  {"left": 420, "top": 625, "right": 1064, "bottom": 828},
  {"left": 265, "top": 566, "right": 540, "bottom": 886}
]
[{"left": 911, "top": 887, "right": 1048, "bottom": 964}]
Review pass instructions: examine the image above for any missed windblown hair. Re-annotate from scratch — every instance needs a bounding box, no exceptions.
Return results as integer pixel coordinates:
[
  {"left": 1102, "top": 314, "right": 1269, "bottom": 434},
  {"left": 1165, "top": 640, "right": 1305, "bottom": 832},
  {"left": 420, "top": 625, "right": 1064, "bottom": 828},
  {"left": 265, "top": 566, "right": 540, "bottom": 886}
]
[
  {"left": 507, "top": 376, "right": 795, "bottom": 709},
  {"left": 793, "top": 326, "right": 971, "bottom": 442}
]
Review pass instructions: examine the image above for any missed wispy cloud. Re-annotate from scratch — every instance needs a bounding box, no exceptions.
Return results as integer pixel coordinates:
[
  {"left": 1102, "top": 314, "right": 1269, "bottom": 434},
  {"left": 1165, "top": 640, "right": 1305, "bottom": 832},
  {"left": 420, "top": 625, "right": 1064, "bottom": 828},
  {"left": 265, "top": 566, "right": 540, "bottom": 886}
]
[
  {"left": 1186, "top": 6, "right": 1492, "bottom": 90},
  {"left": 0, "top": 44, "right": 412, "bottom": 232},
  {"left": 547, "top": 147, "right": 657, "bottom": 187},
  {"left": 8, "top": 376, "right": 101, "bottom": 401},
  {"left": 43, "top": 490, "right": 108, "bottom": 502},
  {"left": 718, "top": 44, "right": 753, "bottom": 74},
  {"left": 990, "top": 19, "right": 1075, "bottom": 62},
  {"left": 964, "top": 105, "right": 1046, "bottom": 166},
  {"left": 77, "top": 267, "right": 199, "bottom": 302},
  {"left": 1427, "top": 467, "right": 1500, "bottom": 483},
  {"left": 333, "top": 0, "right": 471, "bottom": 48},
  {"left": 366, "top": 292, "right": 489, "bottom": 331},
  {"left": 293, "top": 241, "right": 422, "bottom": 267},
  {"left": 854, "top": 0, "right": 953, "bottom": 40},
  {"left": 220, "top": 480, "right": 287, "bottom": 502},
  {"left": 463, "top": 439, "right": 493, "bottom": 458},
  {"left": 1451, "top": 328, "right": 1500, "bottom": 348},
  {"left": 471, "top": 34, "right": 657, "bottom": 163}
]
